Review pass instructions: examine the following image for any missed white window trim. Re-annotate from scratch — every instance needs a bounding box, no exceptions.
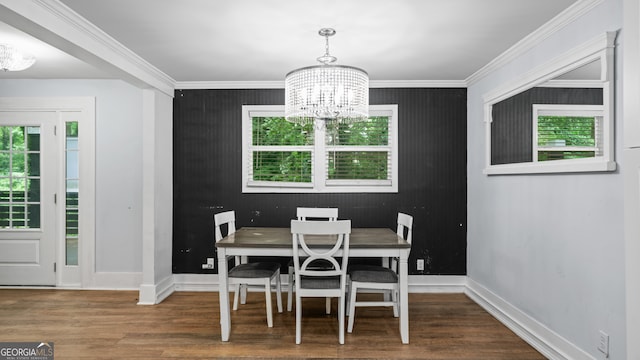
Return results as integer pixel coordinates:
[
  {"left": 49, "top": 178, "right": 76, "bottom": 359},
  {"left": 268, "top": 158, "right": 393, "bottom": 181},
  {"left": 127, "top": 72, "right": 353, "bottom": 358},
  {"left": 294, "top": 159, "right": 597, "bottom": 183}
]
[
  {"left": 483, "top": 32, "right": 616, "bottom": 175},
  {"left": 242, "top": 104, "right": 398, "bottom": 193}
]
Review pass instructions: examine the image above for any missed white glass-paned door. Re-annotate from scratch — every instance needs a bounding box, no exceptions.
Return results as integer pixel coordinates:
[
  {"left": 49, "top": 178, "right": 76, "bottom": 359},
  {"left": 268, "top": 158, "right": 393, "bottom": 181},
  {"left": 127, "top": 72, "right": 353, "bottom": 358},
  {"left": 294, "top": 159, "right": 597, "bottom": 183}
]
[{"left": 0, "top": 111, "right": 58, "bottom": 285}]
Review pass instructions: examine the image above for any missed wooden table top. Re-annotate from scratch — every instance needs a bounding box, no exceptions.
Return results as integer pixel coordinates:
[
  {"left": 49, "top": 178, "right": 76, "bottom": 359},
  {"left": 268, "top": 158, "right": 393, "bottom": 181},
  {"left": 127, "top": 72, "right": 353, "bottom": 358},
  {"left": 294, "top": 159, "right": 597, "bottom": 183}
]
[{"left": 215, "top": 227, "right": 410, "bottom": 249}]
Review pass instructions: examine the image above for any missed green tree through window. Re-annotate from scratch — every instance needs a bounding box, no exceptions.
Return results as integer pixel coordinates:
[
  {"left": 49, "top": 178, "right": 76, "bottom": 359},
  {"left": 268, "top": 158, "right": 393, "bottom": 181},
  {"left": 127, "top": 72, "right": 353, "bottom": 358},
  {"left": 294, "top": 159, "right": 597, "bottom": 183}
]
[
  {"left": 327, "top": 117, "right": 389, "bottom": 180},
  {"left": 537, "top": 115, "right": 599, "bottom": 161},
  {"left": 252, "top": 117, "right": 313, "bottom": 182},
  {"left": 0, "top": 126, "right": 41, "bottom": 228}
]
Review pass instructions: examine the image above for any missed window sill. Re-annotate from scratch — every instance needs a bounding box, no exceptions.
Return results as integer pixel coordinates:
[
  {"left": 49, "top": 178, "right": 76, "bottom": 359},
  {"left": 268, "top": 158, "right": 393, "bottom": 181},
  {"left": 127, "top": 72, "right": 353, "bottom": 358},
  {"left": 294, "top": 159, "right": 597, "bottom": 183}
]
[
  {"left": 243, "top": 181, "right": 397, "bottom": 193},
  {"left": 483, "top": 159, "right": 617, "bottom": 175}
]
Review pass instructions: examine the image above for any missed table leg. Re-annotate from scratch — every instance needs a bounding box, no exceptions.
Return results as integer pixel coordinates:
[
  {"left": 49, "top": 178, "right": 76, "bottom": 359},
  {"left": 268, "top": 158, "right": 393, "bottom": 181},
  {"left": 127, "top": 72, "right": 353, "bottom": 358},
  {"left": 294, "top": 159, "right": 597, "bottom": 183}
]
[
  {"left": 399, "top": 253, "right": 409, "bottom": 344},
  {"left": 240, "top": 255, "right": 248, "bottom": 304},
  {"left": 382, "top": 257, "right": 391, "bottom": 302},
  {"left": 218, "top": 250, "right": 231, "bottom": 341}
]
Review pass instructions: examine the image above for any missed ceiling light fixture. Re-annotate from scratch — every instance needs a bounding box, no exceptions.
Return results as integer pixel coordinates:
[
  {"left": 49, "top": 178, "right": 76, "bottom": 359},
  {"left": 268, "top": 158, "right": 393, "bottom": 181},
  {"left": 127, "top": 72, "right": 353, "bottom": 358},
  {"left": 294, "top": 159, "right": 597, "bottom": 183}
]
[
  {"left": 0, "top": 44, "right": 36, "bottom": 72},
  {"left": 285, "top": 28, "right": 369, "bottom": 126}
]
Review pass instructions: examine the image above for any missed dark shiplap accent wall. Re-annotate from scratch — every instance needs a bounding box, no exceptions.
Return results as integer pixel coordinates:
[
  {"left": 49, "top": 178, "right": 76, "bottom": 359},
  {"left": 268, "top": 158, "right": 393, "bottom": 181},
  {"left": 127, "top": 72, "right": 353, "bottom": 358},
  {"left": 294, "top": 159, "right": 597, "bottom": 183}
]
[
  {"left": 172, "top": 88, "right": 467, "bottom": 275},
  {"left": 491, "top": 87, "right": 603, "bottom": 165}
]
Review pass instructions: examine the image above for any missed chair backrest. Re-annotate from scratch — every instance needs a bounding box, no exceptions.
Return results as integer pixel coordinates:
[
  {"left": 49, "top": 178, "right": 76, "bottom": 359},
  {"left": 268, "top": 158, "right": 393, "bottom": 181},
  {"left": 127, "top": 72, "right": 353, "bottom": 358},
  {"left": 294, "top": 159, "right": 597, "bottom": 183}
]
[
  {"left": 296, "top": 207, "right": 338, "bottom": 221},
  {"left": 388, "top": 212, "right": 413, "bottom": 273},
  {"left": 290, "top": 220, "right": 351, "bottom": 284},
  {"left": 214, "top": 210, "right": 236, "bottom": 242},
  {"left": 397, "top": 212, "right": 413, "bottom": 244}
]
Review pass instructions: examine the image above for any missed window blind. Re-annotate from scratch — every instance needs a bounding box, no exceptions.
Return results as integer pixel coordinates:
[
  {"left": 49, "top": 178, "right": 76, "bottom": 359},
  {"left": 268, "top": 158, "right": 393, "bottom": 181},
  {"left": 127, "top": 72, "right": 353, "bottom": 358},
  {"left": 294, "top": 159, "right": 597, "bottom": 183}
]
[
  {"left": 536, "top": 115, "right": 602, "bottom": 161},
  {"left": 325, "top": 117, "right": 391, "bottom": 181}
]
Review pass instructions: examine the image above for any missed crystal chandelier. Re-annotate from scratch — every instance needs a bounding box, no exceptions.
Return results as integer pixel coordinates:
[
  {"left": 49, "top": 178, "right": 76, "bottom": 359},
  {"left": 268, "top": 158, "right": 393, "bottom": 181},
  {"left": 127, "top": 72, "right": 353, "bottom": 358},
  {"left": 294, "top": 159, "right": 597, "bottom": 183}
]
[
  {"left": 0, "top": 44, "right": 36, "bottom": 72},
  {"left": 285, "top": 28, "right": 369, "bottom": 126}
]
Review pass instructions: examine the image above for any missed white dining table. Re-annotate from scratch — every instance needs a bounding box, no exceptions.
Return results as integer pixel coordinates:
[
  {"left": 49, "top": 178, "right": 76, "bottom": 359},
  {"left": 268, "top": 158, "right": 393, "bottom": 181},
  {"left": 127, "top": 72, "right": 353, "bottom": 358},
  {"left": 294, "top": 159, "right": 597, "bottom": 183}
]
[{"left": 215, "top": 226, "right": 411, "bottom": 344}]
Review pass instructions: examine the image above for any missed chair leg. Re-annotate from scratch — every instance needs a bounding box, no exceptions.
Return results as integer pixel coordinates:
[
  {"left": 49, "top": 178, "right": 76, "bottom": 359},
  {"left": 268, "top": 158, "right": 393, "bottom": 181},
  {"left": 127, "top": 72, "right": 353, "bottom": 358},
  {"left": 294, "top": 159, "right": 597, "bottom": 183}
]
[
  {"left": 347, "top": 282, "right": 358, "bottom": 333},
  {"left": 232, "top": 283, "right": 240, "bottom": 311},
  {"left": 265, "top": 278, "right": 273, "bottom": 327},
  {"left": 346, "top": 278, "right": 351, "bottom": 316},
  {"left": 241, "top": 283, "right": 247, "bottom": 305},
  {"left": 392, "top": 287, "right": 399, "bottom": 318},
  {"left": 287, "top": 265, "right": 294, "bottom": 312},
  {"left": 275, "top": 271, "right": 283, "bottom": 313},
  {"left": 338, "top": 294, "right": 345, "bottom": 345},
  {"left": 295, "top": 294, "right": 302, "bottom": 344},
  {"left": 325, "top": 297, "right": 331, "bottom": 314}
]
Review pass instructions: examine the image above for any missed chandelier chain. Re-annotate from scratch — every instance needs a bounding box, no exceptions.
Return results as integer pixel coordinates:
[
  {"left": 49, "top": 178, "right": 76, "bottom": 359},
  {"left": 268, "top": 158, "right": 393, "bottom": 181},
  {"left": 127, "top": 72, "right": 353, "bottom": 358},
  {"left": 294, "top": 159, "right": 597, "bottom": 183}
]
[{"left": 317, "top": 28, "right": 337, "bottom": 65}]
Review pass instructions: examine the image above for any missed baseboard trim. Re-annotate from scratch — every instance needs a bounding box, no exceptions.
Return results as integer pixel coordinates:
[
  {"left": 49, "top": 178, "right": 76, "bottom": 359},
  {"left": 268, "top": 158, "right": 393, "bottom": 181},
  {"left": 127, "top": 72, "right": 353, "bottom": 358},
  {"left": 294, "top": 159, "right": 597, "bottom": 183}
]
[
  {"left": 172, "top": 273, "right": 467, "bottom": 293},
  {"left": 465, "top": 278, "right": 595, "bottom": 360},
  {"left": 87, "top": 271, "right": 142, "bottom": 290},
  {"left": 138, "top": 275, "right": 175, "bottom": 305},
  {"left": 408, "top": 275, "right": 466, "bottom": 293},
  {"left": 173, "top": 273, "right": 220, "bottom": 291}
]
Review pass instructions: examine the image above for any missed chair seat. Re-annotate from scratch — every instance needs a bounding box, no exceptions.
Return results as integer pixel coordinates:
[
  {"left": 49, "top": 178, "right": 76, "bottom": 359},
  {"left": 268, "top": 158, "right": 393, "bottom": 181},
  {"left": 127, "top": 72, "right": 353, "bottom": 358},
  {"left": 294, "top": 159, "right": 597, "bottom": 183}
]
[
  {"left": 229, "top": 262, "right": 281, "bottom": 278},
  {"left": 300, "top": 275, "right": 340, "bottom": 289},
  {"left": 349, "top": 264, "right": 398, "bottom": 283}
]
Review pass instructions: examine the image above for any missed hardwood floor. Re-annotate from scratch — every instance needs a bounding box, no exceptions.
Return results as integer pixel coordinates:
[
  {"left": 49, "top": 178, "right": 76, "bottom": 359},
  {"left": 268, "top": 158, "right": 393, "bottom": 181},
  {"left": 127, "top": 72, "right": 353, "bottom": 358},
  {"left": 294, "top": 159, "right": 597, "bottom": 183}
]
[{"left": 0, "top": 289, "right": 545, "bottom": 359}]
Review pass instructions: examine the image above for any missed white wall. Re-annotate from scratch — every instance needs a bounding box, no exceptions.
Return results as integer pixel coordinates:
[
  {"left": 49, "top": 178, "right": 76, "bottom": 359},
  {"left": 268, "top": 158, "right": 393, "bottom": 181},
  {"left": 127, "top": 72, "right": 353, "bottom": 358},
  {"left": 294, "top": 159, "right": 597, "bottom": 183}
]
[
  {"left": 0, "top": 79, "right": 143, "bottom": 274},
  {"left": 467, "top": 0, "right": 626, "bottom": 359},
  {"left": 623, "top": 0, "right": 640, "bottom": 358}
]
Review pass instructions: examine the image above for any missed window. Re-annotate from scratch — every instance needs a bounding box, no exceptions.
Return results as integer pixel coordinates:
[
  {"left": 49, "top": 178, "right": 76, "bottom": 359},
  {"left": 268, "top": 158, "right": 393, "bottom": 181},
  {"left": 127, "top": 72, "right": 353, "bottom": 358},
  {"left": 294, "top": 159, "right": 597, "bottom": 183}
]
[
  {"left": 242, "top": 105, "right": 398, "bottom": 193},
  {"left": 65, "top": 121, "right": 79, "bottom": 266},
  {"left": 0, "top": 126, "right": 41, "bottom": 229},
  {"left": 533, "top": 105, "right": 603, "bottom": 162},
  {"left": 483, "top": 32, "right": 616, "bottom": 175}
]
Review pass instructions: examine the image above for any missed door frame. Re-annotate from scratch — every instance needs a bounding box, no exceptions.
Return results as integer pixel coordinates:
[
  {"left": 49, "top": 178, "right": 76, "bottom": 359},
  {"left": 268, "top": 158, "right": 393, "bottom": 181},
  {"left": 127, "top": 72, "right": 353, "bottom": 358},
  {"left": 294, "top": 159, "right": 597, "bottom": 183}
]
[{"left": 0, "top": 97, "right": 95, "bottom": 287}]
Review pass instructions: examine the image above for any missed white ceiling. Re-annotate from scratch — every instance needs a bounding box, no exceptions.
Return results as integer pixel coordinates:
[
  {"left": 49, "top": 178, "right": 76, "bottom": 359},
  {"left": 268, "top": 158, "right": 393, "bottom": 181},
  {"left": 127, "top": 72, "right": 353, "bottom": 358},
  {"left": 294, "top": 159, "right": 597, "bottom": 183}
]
[{"left": 0, "top": 0, "right": 579, "bottom": 84}]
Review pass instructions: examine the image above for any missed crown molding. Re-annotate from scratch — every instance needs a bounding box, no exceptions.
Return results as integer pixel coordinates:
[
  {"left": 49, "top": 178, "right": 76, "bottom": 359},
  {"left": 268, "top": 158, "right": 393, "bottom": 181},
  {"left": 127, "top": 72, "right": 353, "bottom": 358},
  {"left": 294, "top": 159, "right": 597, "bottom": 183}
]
[
  {"left": 370, "top": 80, "right": 467, "bottom": 88},
  {"left": 175, "top": 79, "right": 467, "bottom": 90},
  {"left": 0, "top": 0, "right": 176, "bottom": 96},
  {"left": 175, "top": 81, "right": 284, "bottom": 89},
  {"left": 466, "top": 0, "right": 605, "bottom": 86}
]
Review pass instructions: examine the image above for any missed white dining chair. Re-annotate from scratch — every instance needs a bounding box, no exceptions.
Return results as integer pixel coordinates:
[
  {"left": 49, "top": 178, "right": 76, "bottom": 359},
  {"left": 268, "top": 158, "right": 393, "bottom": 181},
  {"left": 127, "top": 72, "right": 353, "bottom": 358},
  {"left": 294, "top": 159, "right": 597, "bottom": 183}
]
[
  {"left": 214, "top": 210, "right": 283, "bottom": 327},
  {"left": 290, "top": 219, "right": 351, "bottom": 345},
  {"left": 347, "top": 212, "right": 413, "bottom": 333},
  {"left": 287, "top": 207, "right": 338, "bottom": 313}
]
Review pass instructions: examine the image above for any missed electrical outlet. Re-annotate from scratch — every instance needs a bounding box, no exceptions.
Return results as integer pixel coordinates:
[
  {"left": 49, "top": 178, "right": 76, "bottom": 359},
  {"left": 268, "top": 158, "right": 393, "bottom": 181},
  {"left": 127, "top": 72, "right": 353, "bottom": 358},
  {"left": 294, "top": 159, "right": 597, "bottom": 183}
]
[
  {"left": 416, "top": 259, "right": 424, "bottom": 271},
  {"left": 202, "top": 258, "right": 215, "bottom": 269},
  {"left": 597, "top": 330, "right": 609, "bottom": 357}
]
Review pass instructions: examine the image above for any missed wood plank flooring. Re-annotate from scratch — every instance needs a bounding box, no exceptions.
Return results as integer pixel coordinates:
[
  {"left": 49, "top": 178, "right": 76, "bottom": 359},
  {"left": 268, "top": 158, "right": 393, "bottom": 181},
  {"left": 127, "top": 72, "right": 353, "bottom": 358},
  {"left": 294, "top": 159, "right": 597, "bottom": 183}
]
[{"left": 0, "top": 289, "right": 545, "bottom": 359}]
